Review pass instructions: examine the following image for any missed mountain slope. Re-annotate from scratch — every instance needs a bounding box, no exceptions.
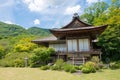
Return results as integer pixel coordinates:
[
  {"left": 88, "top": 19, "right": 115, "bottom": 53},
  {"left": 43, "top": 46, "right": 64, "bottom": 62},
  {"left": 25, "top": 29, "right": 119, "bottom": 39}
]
[
  {"left": 27, "top": 27, "right": 50, "bottom": 36},
  {"left": 0, "top": 22, "right": 27, "bottom": 39},
  {"left": 0, "top": 22, "right": 51, "bottom": 39}
]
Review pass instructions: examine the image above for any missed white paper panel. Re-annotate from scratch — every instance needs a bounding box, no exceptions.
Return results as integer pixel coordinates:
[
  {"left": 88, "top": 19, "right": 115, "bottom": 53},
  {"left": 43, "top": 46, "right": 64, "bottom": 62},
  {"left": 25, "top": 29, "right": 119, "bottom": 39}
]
[
  {"left": 79, "top": 39, "right": 89, "bottom": 51},
  {"left": 79, "top": 39, "right": 84, "bottom": 51},
  {"left": 83, "top": 39, "right": 89, "bottom": 51},
  {"left": 67, "top": 40, "right": 72, "bottom": 52},
  {"left": 49, "top": 44, "right": 66, "bottom": 52},
  {"left": 72, "top": 39, "right": 77, "bottom": 51}
]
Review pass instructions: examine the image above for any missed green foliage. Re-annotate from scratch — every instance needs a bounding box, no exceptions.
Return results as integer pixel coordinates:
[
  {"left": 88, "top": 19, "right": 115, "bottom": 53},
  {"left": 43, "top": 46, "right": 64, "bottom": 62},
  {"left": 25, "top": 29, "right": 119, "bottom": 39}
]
[
  {"left": 14, "top": 38, "right": 38, "bottom": 52},
  {"left": 80, "top": 1, "right": 108, "bottom": 24},
  {"left": 0, "top": 22, "right": 27, "bottom": 39},
  {"left": 0, "top": 45, "right": 5, "bottom": 59},
  {"left": 14, "top": 59, "right": 24, "bottom": 67},
  {"left": 27, "top": 27, "right": 50, "bottom": 37},
  {"left": 47, "top": 48, "right": 55, "bottom": 55},
  {"left": 91, "top": 56, "right": 100, "bottom": 64},
  {"left": 50, "top": 59, "right": 76, "bottom": 73},
  {"left": 80, "top": 0, "right": 120, "bottom": 61},
  {"left": 0, "top": 52, "right": 31, "bottom": 67},
  {"left": 0, "top": 22, "right": 50, "bottom": 39},
  {"left": 110, "top": 62, "right": 120, "bottom": 69},
  {"left": 74, "top": 65, "right": 80, "bottom": 70},
  {"left": 40, "top": 65, "right": 50, "bottom": 70},
  {"left": 51, "top": 59, "right": 64, "bottom": 70},
  {"left": 79, "top": 65, "right": 83, "bottom": 70},
  {"left": 50, "top": 65, "right": 60, "bottom": 70},
  {"left": 63, "top": 63, "right": 76, "bottom": 73},
  {"left": 97, "top": 8, "right": 120, "bottom": 61},
  {"left": 30, "top": 47, "right": 55, "bottom": 67},
  {"left": 82, "top": 67, "right": 91, "bottom": 73},
  {"left": 82, "top": 61, "right": 96, "bottom": 73}
]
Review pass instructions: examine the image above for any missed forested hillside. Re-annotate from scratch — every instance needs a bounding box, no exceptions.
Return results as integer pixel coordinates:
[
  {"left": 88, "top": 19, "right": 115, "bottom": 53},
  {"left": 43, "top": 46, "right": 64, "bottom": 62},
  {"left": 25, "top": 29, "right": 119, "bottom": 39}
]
[
  {"left": 0, "top": 21, "right": 51, "bottom": 39},
  {"left": 27, "top": 27, "right": 50, "bottom": 36},
  {"left": 0, "top": 22, "right": 27, "bottom": 39}
]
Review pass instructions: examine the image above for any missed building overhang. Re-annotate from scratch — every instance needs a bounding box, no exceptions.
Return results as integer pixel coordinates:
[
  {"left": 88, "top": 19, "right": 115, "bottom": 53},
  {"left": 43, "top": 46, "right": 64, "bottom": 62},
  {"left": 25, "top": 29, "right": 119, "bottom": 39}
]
[{"left": 50, "top": 25, "right": 107, "bottom": 39}]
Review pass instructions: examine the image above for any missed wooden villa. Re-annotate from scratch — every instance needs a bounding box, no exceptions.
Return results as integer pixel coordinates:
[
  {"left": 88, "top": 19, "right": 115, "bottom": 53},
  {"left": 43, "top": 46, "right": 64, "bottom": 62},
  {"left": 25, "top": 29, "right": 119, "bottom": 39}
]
[{"left": 32, "top": 13, "right": 107, "bottom": 65}]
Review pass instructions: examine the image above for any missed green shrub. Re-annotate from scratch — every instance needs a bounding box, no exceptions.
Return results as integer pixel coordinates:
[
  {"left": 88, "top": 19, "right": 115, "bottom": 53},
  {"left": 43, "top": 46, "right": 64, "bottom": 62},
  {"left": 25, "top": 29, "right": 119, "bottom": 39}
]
[
  {"left": 0, "top": 60, "right": 12, "bottom": 67},
  {"left": 116, "top": 61, "right": 120, "bottom": 68},
  {"left": 52, "top": 59, "right": 64, "bottom": 70},
  {"left": 91, "top": 56, "right": 100, "bottom": 64},
  {"left": 82, "top": 67, "right": 96, "bottom": 73},
  {"left": 79, "top": 65, "right": 83, "bottom": 70},
  {"left": 74, "top": 65, "right": 80, "bottom": 70},
  {"left": 69, "top": 67, "right": 76, "bottom": 73},
  {"left": 82, "top": 67, "right": 90, "bottom": 73},
  {"left": 110, "top": 62, "right": 119, "bottom": 69},
  {"left": 82, "top": 61, "right": 96, "bottom": 73},
  {"left": 30, "top": 47, "right": 55, "bottom": 67},
  {"left": 14, "top": 59, "right": 24, "bottom": 67},
  {"left": 98, "top": 63, "right": 105, "bottom": 69},
  {"left": 40, "top": 65, "right": 50, "bottom": 70},
  {"left": 50, "top": 65, "right": 59, "bottom": 70},
  {"left": 63, "top": 63, "right": 76, "bottom": 73}
]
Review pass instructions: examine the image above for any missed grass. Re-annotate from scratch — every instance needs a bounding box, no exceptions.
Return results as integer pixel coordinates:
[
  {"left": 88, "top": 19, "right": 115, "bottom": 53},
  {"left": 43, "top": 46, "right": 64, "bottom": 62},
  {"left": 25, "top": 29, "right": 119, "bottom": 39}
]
[
  {"left": 0, "top": 68, "right": 120, "bottom": 80},
  {"left": 79, "top": 69, "right": 120, "bottom": 80}
]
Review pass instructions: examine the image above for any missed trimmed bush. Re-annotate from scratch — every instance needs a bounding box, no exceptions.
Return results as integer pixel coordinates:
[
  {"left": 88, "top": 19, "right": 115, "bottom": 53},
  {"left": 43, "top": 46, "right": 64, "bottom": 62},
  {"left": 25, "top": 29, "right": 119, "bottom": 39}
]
[
  {"left": 14, "top": 59, "right": 24, "bottom": 67},
  {"left": 116, "top": 61, "right": 120, "bottom": 68},
  {"left": 110, "top": 62, "right": 119, "bottom": 69},
  {"left": 50, "top": 65, "right": 59, "bottom": 70},
  {"left": 63, "top": 63, "right": 76, "bottom": 73},
  {"left": 91, "top": 56, "right": 100, "bottom": 64},
  {"left": 74, "top": 65, "right": 80, "bottom": 70},
  {"left": 51, "top": 59, "right": 64, "bottom": 70},
  {"left": 79, "top": 65, "right": 83, "bottom": 70},
  {"left": 82, "top": 61, "right": 96, "bottom": 73},
  {"left": 40, "top": 65, "right": 50, "bottom": 70},
  {"left": 82, "top": 67, "right": 90, "bottom": 73}
]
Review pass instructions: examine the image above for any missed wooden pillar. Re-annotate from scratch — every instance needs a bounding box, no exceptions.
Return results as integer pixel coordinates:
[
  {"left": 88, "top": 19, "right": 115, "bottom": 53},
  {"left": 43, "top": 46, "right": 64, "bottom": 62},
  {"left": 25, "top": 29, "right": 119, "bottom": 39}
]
[
  {"left": 82, "top": 56, "right": 85, "bottom": 64},
  {"left": 72, "top": 55, "right": 74, "bottom": 65}
]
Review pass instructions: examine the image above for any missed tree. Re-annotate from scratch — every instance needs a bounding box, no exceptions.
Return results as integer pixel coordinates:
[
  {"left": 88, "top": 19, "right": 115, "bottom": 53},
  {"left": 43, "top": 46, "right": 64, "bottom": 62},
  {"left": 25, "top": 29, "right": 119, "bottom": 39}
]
[
  {"left": 14, "top": 38, "right": 37, "bottom": 52},
  {"left": 80, "top": 0, "right": 120, "bottom": 61},
  {"left": 80, "top": 1, "right": 108, "bottom": 24},
  {"left": 30, "top": 47, "right": 55, "bottom": 67},
  {"left": 97, "top": 8, "right": 120, "bottom": 61}
]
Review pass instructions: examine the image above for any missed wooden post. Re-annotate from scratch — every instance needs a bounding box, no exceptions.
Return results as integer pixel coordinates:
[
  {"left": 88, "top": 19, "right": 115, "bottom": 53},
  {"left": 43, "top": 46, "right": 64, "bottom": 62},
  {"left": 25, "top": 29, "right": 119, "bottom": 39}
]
[
  {"left": 82, "top": 56, "right": 85, "bottom": 64},
  {"left": 72, "top": 55, "right": 74, "bottom": 65}
]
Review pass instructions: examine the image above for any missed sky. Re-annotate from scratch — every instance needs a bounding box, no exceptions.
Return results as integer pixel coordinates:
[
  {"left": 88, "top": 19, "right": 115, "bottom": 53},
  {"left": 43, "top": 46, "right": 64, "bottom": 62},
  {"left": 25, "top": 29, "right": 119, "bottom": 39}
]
[{"left": 0, "top": 0, "right": 110, "bottom": 29}]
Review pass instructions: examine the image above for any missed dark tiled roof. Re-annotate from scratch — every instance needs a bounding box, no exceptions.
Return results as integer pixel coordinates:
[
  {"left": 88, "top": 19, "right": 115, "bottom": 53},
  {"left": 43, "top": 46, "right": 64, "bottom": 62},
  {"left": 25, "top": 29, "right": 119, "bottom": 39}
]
[
  {"left": 32, "top": 35, "right": 57, "bottom": 42},
  {"left": 50, "top": 25, "right": 107, "bottom": 32}
]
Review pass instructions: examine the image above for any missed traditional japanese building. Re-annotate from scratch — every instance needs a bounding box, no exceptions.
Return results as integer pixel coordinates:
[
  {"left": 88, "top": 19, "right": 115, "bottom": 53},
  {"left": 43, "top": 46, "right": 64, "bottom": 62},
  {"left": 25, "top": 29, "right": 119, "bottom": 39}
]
[{"left": 32, "top": 13, "right": 107, "bottom": 65}]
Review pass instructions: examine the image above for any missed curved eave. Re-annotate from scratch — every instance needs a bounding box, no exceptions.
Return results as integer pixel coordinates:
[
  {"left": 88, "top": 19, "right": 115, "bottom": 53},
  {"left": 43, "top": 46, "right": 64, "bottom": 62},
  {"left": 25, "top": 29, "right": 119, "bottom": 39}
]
[
  {"left": 61, "top": 17, "right": 92, "bottom": 29},
  {"left": 50, "top": 25, "right": 107, "bottom": 37}
]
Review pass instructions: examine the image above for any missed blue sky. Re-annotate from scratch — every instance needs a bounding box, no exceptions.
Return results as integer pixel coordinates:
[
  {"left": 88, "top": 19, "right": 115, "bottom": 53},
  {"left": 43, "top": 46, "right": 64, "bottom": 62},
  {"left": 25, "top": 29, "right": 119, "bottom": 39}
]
[{"left": 0, "top": 0, "right": 110, "bottom": 29}]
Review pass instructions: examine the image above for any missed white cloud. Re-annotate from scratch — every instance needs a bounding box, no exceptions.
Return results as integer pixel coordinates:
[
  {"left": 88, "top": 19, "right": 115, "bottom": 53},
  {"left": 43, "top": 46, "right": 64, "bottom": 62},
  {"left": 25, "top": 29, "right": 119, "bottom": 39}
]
[
  {"left": 34, "top": 19, "right": 40, "bottom": 25},
  {"left": 23, "top": 0, "right": 48, "bottom": 12},
  {"left": 86, "top": 0, "right": 103, "bottom": 4},
  {"left": 22, "top": 0, "right": 80, "bottom": 14},
  {"left": 65, "top": 5, "right": 81, "bottom": 15},
  {"left": 4, "top": 20, "right": 14, "bottom": 24}
]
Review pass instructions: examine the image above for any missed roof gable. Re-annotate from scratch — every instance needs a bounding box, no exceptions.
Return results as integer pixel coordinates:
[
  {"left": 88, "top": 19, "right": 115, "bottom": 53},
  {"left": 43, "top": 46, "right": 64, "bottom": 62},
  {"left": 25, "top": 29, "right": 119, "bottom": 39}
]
[{"left": 62, "top": 13, "right": 92, "bottom": 29}]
